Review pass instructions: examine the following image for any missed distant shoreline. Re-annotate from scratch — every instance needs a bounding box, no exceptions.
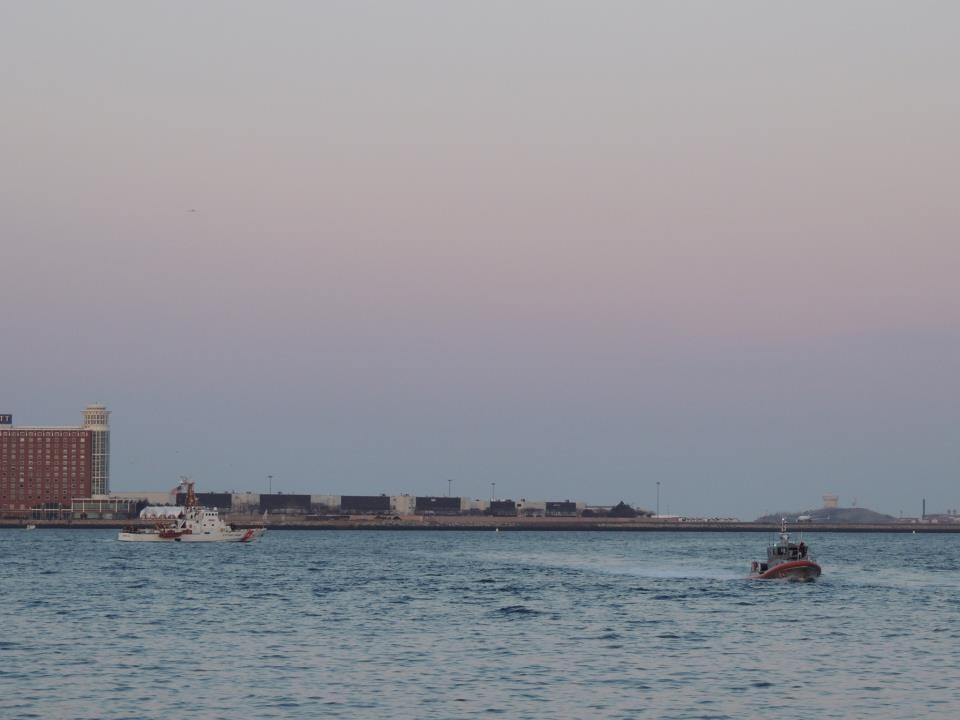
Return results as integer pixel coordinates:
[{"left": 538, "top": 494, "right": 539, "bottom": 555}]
[{"left": 4, "top": 518, "right": 959, "bottom": 533}]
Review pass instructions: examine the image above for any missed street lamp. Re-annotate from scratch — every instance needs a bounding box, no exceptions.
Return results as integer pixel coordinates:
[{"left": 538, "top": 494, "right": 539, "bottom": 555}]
[
  {"left": 448, "top": 479, "right": 453, "bottom": 497},
  {"left": 491, "top": 481, "right": 496, "bottom": 500},
  {"left": 268, "top": 475, "right": 273, "bottom": 495},
  {"left": 656, "top": 481, "right": 660, "bottom": 518}
]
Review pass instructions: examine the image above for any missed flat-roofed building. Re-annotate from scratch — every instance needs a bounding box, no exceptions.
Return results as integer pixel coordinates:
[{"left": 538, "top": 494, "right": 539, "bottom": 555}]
[
  {"left": 489, "top": 500, "right": 518, "bottom": 517},
  {"left": 516, "top": 499, "right": 546, "bottom": 517},
  {"left": 462, "top": 497, "right": 490, "bottom": 515},
  {"left": 415, "top": 496, "right": 462, "bottom": 515},
  {"left": 260, "top": 493, "right": 311, "bottom": 515},
  {"left": 545, "top": 501, "right": 579, "bottom": 517},
  {"left": 0, "top": 406, "right": 110, "bottom": 516},
  {"left": 340, "top": 495, "right": 390, "bottom": 514},
  {"left": 71, "top": 496, "right": 141, "bottom": 520},
  {"left": 231, "top": 492, "right": 262, "bottom": 514},
  {"left": 109, "top": 491, "right": 172, "bottom": 506},
  {"left": 391, "top": 494, "right": 415, "bottom": 515},
  {"left": 310, "top": 494, "right": 341, "bottom": 513},
  {"left": 176, "top": 491, "right": 232, "bottom": 510}
]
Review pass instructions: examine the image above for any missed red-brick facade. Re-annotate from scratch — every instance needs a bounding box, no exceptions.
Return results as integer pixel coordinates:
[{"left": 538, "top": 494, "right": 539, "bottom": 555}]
[{"left": 0, "top": 429, "right": 93, "bottom": 513}]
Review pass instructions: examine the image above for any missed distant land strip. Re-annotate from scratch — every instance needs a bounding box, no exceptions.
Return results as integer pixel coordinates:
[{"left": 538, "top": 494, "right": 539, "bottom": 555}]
[{"left": 4, "top": 517, "right": 959, "bottom": 533}]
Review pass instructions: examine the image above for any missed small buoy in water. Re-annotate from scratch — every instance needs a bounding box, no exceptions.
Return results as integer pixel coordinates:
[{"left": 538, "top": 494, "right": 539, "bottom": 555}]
[
  {"left": 912, "top": 530, "right": 917, "bottom": 534},
  {"left": 495, "top": 527, "right": 500, "bottom": 533}
]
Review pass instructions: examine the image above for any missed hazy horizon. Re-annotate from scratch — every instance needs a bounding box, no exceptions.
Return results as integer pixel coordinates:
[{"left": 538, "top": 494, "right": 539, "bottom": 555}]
[{"left": 3, "top": 2, "right": 958, "bottom": 519}]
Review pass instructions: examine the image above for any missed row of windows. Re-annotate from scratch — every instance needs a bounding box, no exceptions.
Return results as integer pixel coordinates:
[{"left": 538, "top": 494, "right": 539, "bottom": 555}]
[
  {"left": 1, "top": 486, "right": 86, "bottom": 490},
  {"left": 1, "top": 452, "right": 85, "bottom": 457},
  {"left": 0, "top": 430, "right": 89, "bottom": 440},
  {"left": 2, "top": 492, "right": 81, "bottom": 497},
  {"left": 1, "top": 440, "right": 85, "bottom": 446},
  {"left": 1, "top": 466, "right": 86, "bottom": 470},
  {"left": 0, "top": 455, "right": 87, "bottom": 465},
  {"left": 0, "top": 489, "right": 78, "bottom": 501},
  {"left": 0, "top": 488, "right": 83, "bottom": 500},
  {"left": 1, "top": 493, "right": 81, "bottom": 498},
  {"left": 2, "top": 482, "right": 81, "bottom": 487},
  {"left": 0, "top": 478, "right": 80, "bottom": 487},
  {"left": 0, "top": 431, "right": 85, "bottom": 436},
  {"left": 1, "top": 452, "right": 87, "bottom": 457},
  {"left": 1, "top": 457, "right": 85, "bottom": 462},
  {"left": 1, "top": 456, "right": 86, "bottom": 460},
  {"left": 0, "top": 439, "right": 85, "bottom": 442},
  {"left": 2, "top": 480, "right": 82, "bottom": 485},
  {"left": 0, "top": 459, "right": 86, "bottom": 463},
  {"left": 2, "top": 442, "right": 85, "bottom": 446},
  {"left": 0, "top": 453, "right": 87, "bottom": 462},
  {"left": 3, "top": 458, "right": 81, "bottom": 465},
  {"left": 2, "top": 479, "right": 85, "bottom": 484},
  {"left": 1, "top": 468, "right": 84, "bottom": 472},
  {"left": 2, "top": 456, "right": 86, "bottom": 461},
  {"left": 1, "top": 471, "right": 85, "bottom": 475},
  {"left": 0, "top": 442, "right": 85, "bottom": 448},
  {"left": 1, "top": 464, "right": 87, "bottom": 469},
  {"left": 1, "top": 478, "right": 84, "bottom": 484}
]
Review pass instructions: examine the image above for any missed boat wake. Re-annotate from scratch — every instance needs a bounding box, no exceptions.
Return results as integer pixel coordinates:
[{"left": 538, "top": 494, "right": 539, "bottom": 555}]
[{"left": 482, "top": 551, "right": 743, "bottom": 581}]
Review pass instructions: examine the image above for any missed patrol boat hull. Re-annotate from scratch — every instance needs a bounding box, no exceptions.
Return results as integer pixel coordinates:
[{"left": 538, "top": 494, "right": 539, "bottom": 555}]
[
  {"left": 117, "top": 527, "right": 264, "bottom": 543},
  {"left": 751, "top": 559, "right": 821, "bottom": 581}
]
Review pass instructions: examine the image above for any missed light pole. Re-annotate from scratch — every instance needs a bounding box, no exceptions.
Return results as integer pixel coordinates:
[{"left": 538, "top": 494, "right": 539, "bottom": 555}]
[
  {"left": 268, "top": 475, "right": 273, "bottom": 495},
  {"left": 491, "top": 481, "right": 496, "bottom": 501},
  {"left": 448, "top": 479, "right": 453, "bottom": 497},
  {"left": 656, "top": 481, "right": 660, "bottom": 518}
]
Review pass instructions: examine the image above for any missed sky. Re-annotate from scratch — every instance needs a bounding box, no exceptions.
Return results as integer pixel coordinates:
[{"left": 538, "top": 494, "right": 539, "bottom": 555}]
[{"left": 2, "top": 1, "right": 958, "bottom": 519}]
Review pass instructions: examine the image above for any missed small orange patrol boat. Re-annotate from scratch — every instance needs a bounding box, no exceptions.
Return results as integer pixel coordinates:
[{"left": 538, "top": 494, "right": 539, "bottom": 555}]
[{"left": 749, "top": 518, "right": 821, "bottom": 581}]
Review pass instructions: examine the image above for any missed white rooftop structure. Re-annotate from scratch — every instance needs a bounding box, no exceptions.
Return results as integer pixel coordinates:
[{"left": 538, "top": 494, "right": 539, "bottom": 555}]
[{"left": 140, "top": 506, "right": 184, "bottom": 519}]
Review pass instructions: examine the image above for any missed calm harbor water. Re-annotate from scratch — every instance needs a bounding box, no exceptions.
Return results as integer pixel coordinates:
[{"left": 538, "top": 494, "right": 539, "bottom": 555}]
[{"left": 1, "top": 529, "right": 958, "bottom": 719}]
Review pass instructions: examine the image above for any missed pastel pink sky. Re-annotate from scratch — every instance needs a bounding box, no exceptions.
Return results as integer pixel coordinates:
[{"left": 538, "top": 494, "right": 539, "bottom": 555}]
[{"left": 2, "top": 2, "right": 958, "bottom": 517}]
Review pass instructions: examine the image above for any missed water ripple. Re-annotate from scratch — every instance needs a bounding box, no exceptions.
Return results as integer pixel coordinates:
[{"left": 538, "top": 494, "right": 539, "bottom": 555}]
[{"left": 2, "top": 529, "right": 959, "bottom": 718}]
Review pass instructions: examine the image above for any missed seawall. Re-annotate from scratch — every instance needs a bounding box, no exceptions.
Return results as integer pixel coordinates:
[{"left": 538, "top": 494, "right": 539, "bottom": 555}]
[{"left": 3, "top": 517, "right": 958, "bottom": 533}]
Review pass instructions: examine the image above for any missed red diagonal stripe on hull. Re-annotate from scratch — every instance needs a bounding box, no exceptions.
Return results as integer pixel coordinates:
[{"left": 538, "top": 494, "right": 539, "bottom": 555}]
[{"left": 755, "top": 560, "right": 821, "bottom": 579}]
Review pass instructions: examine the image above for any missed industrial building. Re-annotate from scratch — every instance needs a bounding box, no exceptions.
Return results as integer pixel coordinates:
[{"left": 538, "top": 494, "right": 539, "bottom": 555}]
[
  {"left": 489, "top": 500, "right": 518, "bottom": 517},
  {"left": 260, "top": 493, "right": 312, "bottom": 515},
  {"left": 0, "top": 405, "right": 110, "bottom": 518},
  {"left": 57, "top": 486, "right": 589, "bottom": 522},
  {"left": 545, "top": 501, "right": 578, "bottom": 517},
  {"left": 175, "top": 491, "right": 233, "bottom": 511},
  {"left": 415, "top": 496, "right": 462, "bottom": 515},
  {"left": 71, "top": 496, "right": 142, "bottom": 520},
  {"left": 340, "top": 495, "right": 391, "bottom": 515}
]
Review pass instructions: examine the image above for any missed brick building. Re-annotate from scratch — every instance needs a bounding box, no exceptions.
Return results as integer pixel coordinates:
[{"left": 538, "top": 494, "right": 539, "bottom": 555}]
[{"left": 0, "top": 405, "right": 110, "bottom": 516}]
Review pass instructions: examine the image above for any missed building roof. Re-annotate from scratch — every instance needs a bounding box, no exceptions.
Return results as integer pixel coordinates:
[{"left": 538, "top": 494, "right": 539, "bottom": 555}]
[
  {"left": 0, "top": 426, "right": 85, "bottom": 430},
  {"left": 140, "top": 506, "right": 185, "bottom": 518}
]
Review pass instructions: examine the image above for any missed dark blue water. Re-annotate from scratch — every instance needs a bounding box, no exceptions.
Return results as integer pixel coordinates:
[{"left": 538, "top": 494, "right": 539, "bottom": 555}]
[{"left": 1, "top": 529, "right": 958, "bottom": 719}]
